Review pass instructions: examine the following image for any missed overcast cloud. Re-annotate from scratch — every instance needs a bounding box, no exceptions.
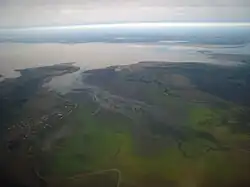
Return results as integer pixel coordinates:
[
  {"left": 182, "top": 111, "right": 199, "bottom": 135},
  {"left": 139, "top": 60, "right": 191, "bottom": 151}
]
[{"left": 0, "top": 0, "right": 249, "bottom": 28}]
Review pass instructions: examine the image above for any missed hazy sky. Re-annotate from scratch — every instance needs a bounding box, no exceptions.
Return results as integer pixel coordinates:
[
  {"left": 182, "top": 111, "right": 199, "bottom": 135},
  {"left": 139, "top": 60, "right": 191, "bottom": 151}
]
[{"left": 0, "top": 0, "right": 249, "bottom": 28}]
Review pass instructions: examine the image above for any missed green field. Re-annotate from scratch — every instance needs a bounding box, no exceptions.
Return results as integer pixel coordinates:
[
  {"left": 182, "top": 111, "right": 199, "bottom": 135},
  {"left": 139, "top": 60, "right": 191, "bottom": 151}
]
[
  {"left": 2, "top": 63, "right": 250, "bottom": 187},
  {"left": 41, "top": 96, "right": 250, "bottom": 187},
  {"left": 36, "top": 63, "right": 250, "bottom": 187}
]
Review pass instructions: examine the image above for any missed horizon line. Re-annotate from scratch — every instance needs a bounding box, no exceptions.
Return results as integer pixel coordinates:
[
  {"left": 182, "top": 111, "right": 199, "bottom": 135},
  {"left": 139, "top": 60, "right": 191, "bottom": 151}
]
[{"left": 1, "top": 22, "right": 250, "bottom": 31}]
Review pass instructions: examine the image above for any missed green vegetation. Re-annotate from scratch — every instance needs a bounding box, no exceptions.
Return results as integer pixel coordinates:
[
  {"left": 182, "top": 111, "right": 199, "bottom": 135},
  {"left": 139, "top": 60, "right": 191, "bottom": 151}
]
[
  {"left": 2, "top": 62, "right": 250, "bottom": 187},
  {"left": 49, "top": 101, "right": 132, "bottom": 176},
  {"left": 44, "top": 96, "right": 250, "bottom": 187}
]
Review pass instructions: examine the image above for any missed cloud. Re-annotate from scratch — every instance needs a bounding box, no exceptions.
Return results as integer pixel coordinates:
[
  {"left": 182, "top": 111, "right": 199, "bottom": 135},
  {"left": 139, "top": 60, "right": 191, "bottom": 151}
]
[
  {"left": 1, "top": 0, "right": 250, "bottom": 6},
  {"left": 0, "top": 0, "right": 249, "bottom": 27}
]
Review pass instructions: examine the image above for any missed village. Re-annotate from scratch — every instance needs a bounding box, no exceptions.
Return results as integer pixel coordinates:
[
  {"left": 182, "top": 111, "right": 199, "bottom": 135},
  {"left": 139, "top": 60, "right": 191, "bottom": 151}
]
[{"left": 6, "top": 100, "right": 78, "bottom": 151}]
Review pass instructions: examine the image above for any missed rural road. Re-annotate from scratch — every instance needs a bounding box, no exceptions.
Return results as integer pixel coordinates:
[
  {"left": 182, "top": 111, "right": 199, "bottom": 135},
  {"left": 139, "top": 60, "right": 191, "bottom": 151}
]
[{"left": 70, "top": 168, "right": 122, "bottom": 187}]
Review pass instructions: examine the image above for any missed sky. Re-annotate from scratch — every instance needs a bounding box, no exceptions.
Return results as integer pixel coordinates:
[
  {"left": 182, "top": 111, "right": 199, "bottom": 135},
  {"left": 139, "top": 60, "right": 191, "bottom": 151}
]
[{"left": 0, "top": 0, "right": 249, "bottom": 28}]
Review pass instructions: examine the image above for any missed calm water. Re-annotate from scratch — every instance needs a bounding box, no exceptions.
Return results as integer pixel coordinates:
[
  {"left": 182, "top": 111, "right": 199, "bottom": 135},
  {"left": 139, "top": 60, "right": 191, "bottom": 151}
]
[
  {"left": 1, "top": 42, "right": 250, "bottom": 78},
  {"left": 0, "top": 42, "right": 250, "bottom": 91}
]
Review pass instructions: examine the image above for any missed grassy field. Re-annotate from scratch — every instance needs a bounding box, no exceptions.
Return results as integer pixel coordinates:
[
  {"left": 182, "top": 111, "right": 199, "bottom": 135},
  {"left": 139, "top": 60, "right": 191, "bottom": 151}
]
[
  {"left": 40, "top": 63, "right": 250, "bottom": 187},
  {"left": 42, "top": 96, "right": 250, "bottom": 187},
  {"left": 2, "top": 63, "right": 250, "bottom": 187}
]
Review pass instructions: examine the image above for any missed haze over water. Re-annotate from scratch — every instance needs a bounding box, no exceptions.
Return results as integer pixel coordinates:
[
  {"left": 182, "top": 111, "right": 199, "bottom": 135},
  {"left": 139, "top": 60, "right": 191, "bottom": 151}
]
[{"left": 1, "top": 42, "right": 250, "bottom": 79}]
